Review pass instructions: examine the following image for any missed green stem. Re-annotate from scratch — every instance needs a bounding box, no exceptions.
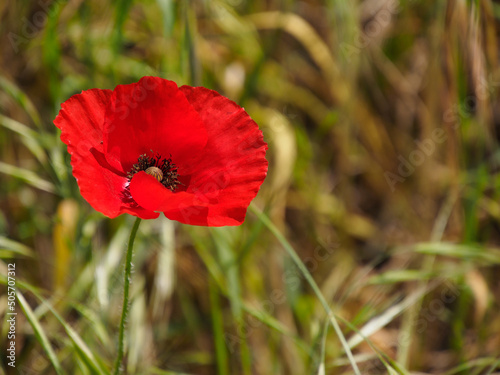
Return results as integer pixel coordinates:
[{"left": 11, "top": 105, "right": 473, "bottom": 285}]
[{"left": 113, "top": 217, "right": 142, "bottom": 375}]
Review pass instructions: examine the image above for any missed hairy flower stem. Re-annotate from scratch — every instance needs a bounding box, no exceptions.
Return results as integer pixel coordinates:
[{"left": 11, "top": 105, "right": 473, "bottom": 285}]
[{"left": 113, "top": 217, "right": 142, "bottom": 375}]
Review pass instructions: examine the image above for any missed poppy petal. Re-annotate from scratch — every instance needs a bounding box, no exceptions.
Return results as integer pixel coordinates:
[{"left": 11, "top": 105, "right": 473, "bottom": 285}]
[
  {"left": 103, "top": 76, "right": 208, "bottom": 174},
  {"left": 54, "top": 88, "right": 159, "bottom": 219},
  {"left": 129, "top": 171, "right": 197, "bottom": 212},
  {"left": 175, "top": 85, "right": 268, "bottom": 226},
  {"left": 129, "top": 171, "right": 236, "bottom": 226}
]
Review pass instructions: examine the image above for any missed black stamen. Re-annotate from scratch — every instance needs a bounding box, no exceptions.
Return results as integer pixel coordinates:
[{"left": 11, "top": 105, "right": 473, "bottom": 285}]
[{"left": 128, "top": 151, "right": 180, "bottom": 191}]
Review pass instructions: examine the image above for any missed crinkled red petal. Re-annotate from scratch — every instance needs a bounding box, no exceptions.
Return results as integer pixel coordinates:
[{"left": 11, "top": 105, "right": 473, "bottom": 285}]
[
  {"left": 129, "top": 172, "right": 197, "bottom": 211},
  {"left": 179, "top": 86, "right": 268, "bottom": 225},
  {"left": 129, "top": 85, "right": 268, "bottom": 226},
  {"left": 54, "top": 88, "right": 159, "bottom": 219},
  {"left": 102, "top": 77, "right": 208, "bottom": 175}
]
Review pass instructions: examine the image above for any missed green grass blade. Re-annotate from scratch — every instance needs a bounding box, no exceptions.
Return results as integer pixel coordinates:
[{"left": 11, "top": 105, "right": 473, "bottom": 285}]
[
  {"left": 148, "top": 368, "right": 195, "bottom": 375},
  {"left": 211, "top": 228, "right": 252, "bottom": 375},
  {"left": 316, "top": 320, "right": 328, "bottom": 375},
  {"left": 16, "top": 291, "right": 65, "bottom": 375},
  {"left": 0, "top": 236, "right": 34, "bottom": 258},
  {"left": 0, "top": 75, "right": 42, "bottom": 128},
  {"left": 250, "top": 205, "right": 361, "bottom": 375},
  {"left": 0, "top": 275, "right": 108, "bottom": 375},
  {"left": 368, "top": 270, "right": 435, "bottom": 284},
  {"left": 413, "top": 242, "right": 500, "bottom": 264},
  {"left": 156, "top": 0, "right": 175, "bottom": 37},
  {"left": 190, "top": 229, "right": 311, "bottom": 355},
  {"left": 346, "top": 283, "right": 435, "bottom": 350},
  {"left": 241, "top": 303, "right": 311, "bottom": 355},
  {"left": 41, "top": 298, "right": 109, "bottom": 375},
  {"left": 0, "top": 114, "right": 47, "bottom": 164},
  {"left": 0, "top": 161, "right": 56, "bottom": 193},
  {"left": 209, "top": 276, "right": 230, "bottom": 375},
  {"left": 112, "top": 0, "right": 134, "bottom": 54},
  {"left": 41, "top": 0, "right": 63, "bottom": 103},
  {"left": 442, "top": 357, "right": 500, "bottom": 375}
]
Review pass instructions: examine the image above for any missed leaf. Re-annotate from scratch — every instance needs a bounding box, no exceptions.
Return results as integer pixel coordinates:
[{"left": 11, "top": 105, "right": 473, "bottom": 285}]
[
  {"left": 368, "top": 270, "right": 434, "bottom": 285},
  {"left": 17, "top": 291, "right": 65, "bottom": 375},
  {"left": 0, "top": 274, "right": 108, "bottom": 375},
  {"left": 0, "top": 114, "right": 47, "bottom": 164},
  {"left": 0, "top": 161, "right": 55, "bottom": 193},
  {"left": 0, "top": 236, "right": 34, "bottom": 258},
  {"left": 414, "top": 242, "right": 500, "bottom": 265},
  {"left": 0, "top": 75, "right": 42, "bottom": 128}
]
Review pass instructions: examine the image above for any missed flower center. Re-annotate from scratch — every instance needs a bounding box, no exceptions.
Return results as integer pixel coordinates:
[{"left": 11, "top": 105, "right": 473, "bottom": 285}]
[
  {"left": 128, "top": 152, "right": 180, "bottom": 192},
  {"left": 145, "top": 166, "right": 163, "bottom": 182}
]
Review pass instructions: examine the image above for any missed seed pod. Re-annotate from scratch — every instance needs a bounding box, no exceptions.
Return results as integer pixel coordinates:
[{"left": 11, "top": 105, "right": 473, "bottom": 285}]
[{"left": 145, "top": 166, "right": 163, "bottom": 182}]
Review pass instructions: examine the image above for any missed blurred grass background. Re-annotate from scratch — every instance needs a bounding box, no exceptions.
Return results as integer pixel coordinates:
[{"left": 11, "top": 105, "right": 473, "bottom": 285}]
[{"left": 1, "top": 0, "right": 500, "bottom": 374}]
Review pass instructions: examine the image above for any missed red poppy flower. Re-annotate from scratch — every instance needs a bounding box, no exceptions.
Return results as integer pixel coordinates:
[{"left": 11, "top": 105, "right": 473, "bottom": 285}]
[{"left": 54, "top": 77, "right": 268, "bottom": 226}]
